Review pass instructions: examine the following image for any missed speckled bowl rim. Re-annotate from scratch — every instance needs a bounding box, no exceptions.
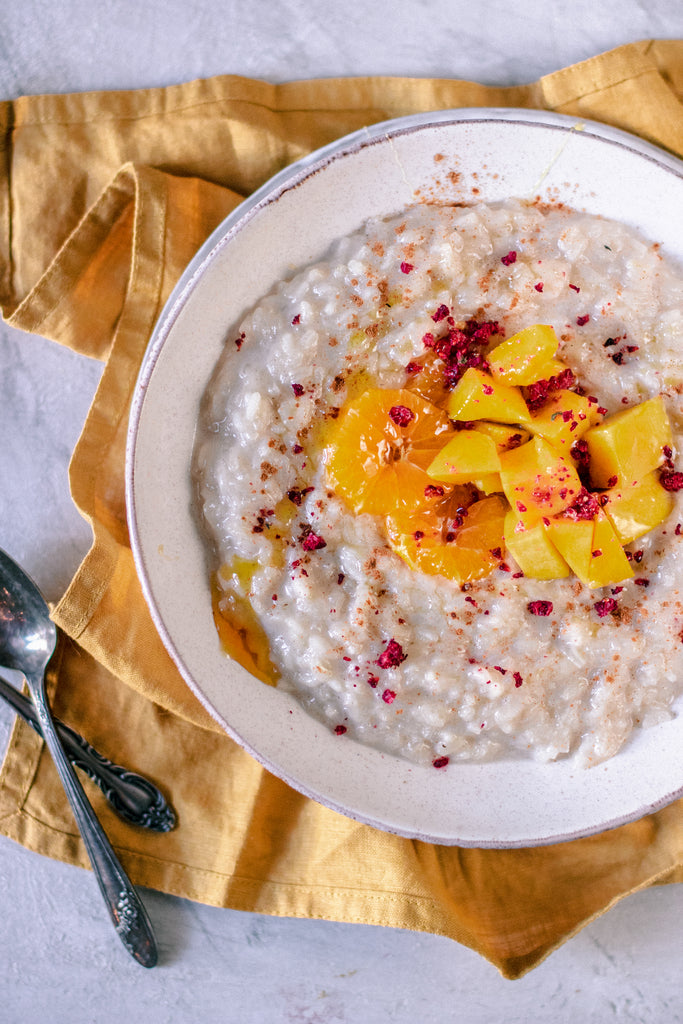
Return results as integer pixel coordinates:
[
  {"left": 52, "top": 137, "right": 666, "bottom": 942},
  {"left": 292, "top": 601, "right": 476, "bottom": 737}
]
[{"left": 127, "top": 108, "right": 683, "bottom": 847}]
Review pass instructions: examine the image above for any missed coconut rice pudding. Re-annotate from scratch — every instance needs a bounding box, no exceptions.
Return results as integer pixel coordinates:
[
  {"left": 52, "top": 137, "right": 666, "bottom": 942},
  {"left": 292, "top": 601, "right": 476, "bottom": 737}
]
[{"left": 193, "top": 198, "right": 683, "bottom": 769}]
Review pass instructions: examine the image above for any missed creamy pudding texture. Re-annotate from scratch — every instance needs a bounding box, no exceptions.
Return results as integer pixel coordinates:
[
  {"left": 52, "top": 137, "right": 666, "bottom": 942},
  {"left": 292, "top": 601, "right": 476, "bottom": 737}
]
[{"left": 193, "top": 199, "right": 683, "bottom": 768}]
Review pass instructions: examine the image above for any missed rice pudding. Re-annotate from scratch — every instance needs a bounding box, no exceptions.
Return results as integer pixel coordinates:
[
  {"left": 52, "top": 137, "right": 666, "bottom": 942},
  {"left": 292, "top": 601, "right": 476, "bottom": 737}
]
[{"left": 193, "top": 198, "right": 683, "bottom": 768}]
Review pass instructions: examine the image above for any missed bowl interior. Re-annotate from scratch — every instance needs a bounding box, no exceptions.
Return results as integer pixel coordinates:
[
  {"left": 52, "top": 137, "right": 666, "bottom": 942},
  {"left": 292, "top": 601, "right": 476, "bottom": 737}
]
[{"left": 127, "top": 109, "right": 683, "bottom": 846}]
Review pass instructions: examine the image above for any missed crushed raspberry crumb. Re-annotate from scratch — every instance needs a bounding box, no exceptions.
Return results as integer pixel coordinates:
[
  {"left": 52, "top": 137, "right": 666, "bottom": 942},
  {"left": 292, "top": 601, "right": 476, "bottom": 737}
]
[
  {"left": 400, "top": 261, "right": 414, "bottom": 274},
  {"left": 501, "top": 250, "right": 517, "bottom": 266},
  {"left": 525, "top": 367, "right": 576, "bottom": 411},
  {"left": 389, "top": 404, "right": 415, "bottom": 427},
  {"left": 432, "top": 756, "right": 449, "bottom": 769},
  {"left": 576, "top": 315, "right": 590, "bottom": 326},
  {"left": 562, "top": 487, "right": 600, "bottom": 521},
  {"left": 611, "top": 351, "right": 625, "bottom": 365},
  {"left": 432, "top": 304, "right": 450, "bottom": 322},
  {"left": 334, "top": 724, "right": 347, "bottom": 735},
  {"left": 528, "top": 600, "right": 553, "bottom": 616},
  {"left": 234, "top": 332, "right": 246, "bottom": 350},
  {"left": 405, "top": 360, "right": 423, "bottom": 375},
  {"left": 292, "top": 443, "right": 304, "bottom": 454},
  {"left": 595, "top": 598, "right": 617, "bottom": 619},
  {"left": 675, "top": 524, "right": 682, "bottom": 536},
  {"left": 660, "top": 470, "right": 683, "bottom": 492},
  {"left": 381, "top": 689, "right": 397, "bottom": 704},
  {"left": 465, "top": 596, "right": 477, "bottom": 606},
  {"left": 337, "top": 573, "right": 345, "bottom": 585},
  {"left": 287, "top": 486, "right": 314, "bottom": 506},
  {"left": 493, "top": 666, "right": 507, "bottom": 675},
  {"left": 490, "top": 547, "right": 502, "bottom": 559},
  {"left": 634, "top": 578, "right": 650, "bottom": 587},
  {"left": 425, "top": 484, "right": 445, "bottom": 498},
  {"left": 413, "top": 530, "right": 425, "bottom": 541},
  {"left": 376, "top": 639, "right": 407, "bottom": 669},
  {"left": 301, "top": 531, "right": 326, "bottom": 551},
  {"left": 607, "top": 476, "right": 618, "bottom": 488},
  {"left": 534, "top": 282, "right": 544, "bottom": 292},
  {"left": 569, "top": 283, "right": 580, "bottom": 292},
  {"left": 291, "top": 314, "right": 301, "bottom": 325},
  {"left": 367, "top": 674, "right": 379, "bottom": 688},
  {"left": 513, "top": 672, "right": 523, "bottom": 688},
  {"left": 292, "top": 382, "right": 305, "bottom": 396}
]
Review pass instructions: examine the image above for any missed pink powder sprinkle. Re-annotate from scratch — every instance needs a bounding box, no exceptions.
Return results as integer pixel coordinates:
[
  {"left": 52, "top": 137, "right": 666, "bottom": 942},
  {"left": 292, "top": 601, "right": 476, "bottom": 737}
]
[
  {"left": 400, "top": 261, "right": 414, "bottom": 274},
  {"left": 389, "top": 404, "right": 415, "bottom": 427},
  {"left": 381, "top": 689, "right": 397, "bottom": 704},
  {"left": 576, "top": 315, "right": 590, "bottom": 326},
  {"left": 528, "top": 600, "right": 553, "bottom": 616},
  {"left": 376, "top": 638, "right": 407, "bottom": 669},
  {"left": 292, "top": 382, "right": 305, "bottom": 396},
  {"left": 501, "top": 250, "right": 517, "bottom": 266},
  {"left": 432, "top": 756, "right": 449, "bottom": 769},
  {"left": 594, "top": 597, "right": 617, "bottom": 617},
  {"left": 513, "top": 672, "right": 523, "bottom": 688},
  {"left": 302, "top": 531, "right": 326, "bottom": 551}
]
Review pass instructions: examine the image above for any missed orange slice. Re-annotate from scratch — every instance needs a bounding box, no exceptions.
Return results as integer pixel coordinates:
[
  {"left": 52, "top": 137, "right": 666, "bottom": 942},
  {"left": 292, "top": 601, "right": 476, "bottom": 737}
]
[
  {"left": 386, "top": 493, "right": 507, "bottom": 584},
  {"left": 324, "top": 388, "right": 453, "bottom": 516}
]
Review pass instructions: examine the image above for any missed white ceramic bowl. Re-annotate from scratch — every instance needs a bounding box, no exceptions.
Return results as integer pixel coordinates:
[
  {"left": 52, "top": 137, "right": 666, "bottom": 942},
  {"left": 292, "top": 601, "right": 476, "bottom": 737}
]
[{"left": 127, "top": 109, "right": 683, "bottom": 847}]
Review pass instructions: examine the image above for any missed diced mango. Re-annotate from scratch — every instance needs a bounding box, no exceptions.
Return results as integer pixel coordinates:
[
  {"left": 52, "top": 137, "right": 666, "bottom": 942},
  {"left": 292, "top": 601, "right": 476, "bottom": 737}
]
[
  {"left": 488, "top": 324, "right": 559, "bottom": 385},
  {"left": 473, "top": 473, "right": 503, "bottom": 494},
  {"left": 503, "top": 509, "right": 570, "bottom": 579},
  {"left": 427, "top": 430, "right": 500, "bottom": 484},
  {"left": 499, "top": 436, "right": 583, "bottom": 525},
  {"left": 529, "top": 390, "right": 601, "bottom": 453},
  {"left": 601, "top": 471, "right": 674, "bottom": 543},
  {"left": 545, "top": 511, "right": 634, "bottom": 588},
  {"left": 584, "top": 396, "right": 673, "bottom": 488},
  {"left": 447, "top": 368, "right": 531, "bottom": 425},
  {"left": 470, "top": 420, "right": 530, "bottom": 452},
  {"left": 531, "top": 357, "right": 570, "bottom": 382}
]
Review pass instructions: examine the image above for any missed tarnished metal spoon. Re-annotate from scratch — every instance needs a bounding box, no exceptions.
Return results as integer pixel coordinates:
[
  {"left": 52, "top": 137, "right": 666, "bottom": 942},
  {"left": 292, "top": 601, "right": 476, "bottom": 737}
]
[
  {"left": 0, "top": 547, "right": 158, "bottom": 967},
  {"left": 0, "top": 673, "right": 176, "bottom": 832}
]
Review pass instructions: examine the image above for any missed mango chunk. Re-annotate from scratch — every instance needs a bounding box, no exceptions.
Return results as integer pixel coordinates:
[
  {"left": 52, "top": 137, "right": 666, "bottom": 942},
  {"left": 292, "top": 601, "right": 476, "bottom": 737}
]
[
  {"left": 499, "top": 436, "right": 583, "bottom": 525},
  {"left": 545, "top": 511, "right": 634, "bottom": 588},
  {"left": 601, "top": 471, "right": 674, "bottom": 544},
  {"left": 531, "top": 357, "right": 570, "bottom": 382},
  {"left": 447, "top": 367, "right": 531, "bottom": 425},
  {"left": 427, "top": 430, "right": 500, "bottom": 484},
  {"left": 584, "top": 396, "right": 673, "bottom": 488},
  {"left": 470, "top": 420, "right": 530, "bottom": 452},
  {"left": 503, "top": 509, "right": 570, "bottom": 579},
  {"left": 488, "top": 324, "right": 559, "bottom": 385},
  {"left": 529, "top": 390, "right": 601, "bottom": 453},
  {"left": 473, "top": 472, "right": 503, "bottom": 494}
]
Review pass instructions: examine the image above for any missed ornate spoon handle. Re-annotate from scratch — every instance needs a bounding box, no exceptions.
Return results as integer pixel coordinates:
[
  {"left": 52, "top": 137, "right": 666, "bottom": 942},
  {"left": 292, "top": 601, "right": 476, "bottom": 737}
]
[
  {"left": 0, "top": 674, "right": 175, "bottom": 832},
  {"left": 24, "top": 669, "right": 158, "bottom": 968}
]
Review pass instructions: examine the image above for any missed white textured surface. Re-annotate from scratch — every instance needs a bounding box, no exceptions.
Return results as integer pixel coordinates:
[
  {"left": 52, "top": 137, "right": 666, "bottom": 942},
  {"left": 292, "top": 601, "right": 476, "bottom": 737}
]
[{"left": 1, "top": 2, "right": 683, "bottom": 1019}]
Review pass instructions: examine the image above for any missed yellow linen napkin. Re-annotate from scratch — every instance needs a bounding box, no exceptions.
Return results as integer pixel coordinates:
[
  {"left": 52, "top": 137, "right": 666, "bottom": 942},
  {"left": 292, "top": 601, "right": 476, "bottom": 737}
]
[{"left": 1, "top": 40, "right": 683, "bottom": 979}]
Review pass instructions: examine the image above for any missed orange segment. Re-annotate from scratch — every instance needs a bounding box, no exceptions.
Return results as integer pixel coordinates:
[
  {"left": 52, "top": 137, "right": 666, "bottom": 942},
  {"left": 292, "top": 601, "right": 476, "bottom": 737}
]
[
  {"left": 324, "top": 388, "right": 453, "bottom": 516},
  {"left": 386, "top": 494, "right": 507, "bottom": 584}
]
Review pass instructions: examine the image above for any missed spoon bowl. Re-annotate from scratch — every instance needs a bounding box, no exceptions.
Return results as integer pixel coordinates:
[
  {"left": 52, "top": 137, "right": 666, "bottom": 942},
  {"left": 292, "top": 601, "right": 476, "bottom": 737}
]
[{"left": 0, "top": 547, "right": 158, "bottom": 967}]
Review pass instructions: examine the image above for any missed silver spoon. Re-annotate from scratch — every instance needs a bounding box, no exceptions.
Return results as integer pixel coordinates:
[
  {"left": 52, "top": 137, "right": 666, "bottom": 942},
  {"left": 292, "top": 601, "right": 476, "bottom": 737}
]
[
  {"left": 0, "top": 547, "right": 158, "bottom": 968},
  {"left": 0, "top": 672, "right": 176, "bottom": 832}
]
